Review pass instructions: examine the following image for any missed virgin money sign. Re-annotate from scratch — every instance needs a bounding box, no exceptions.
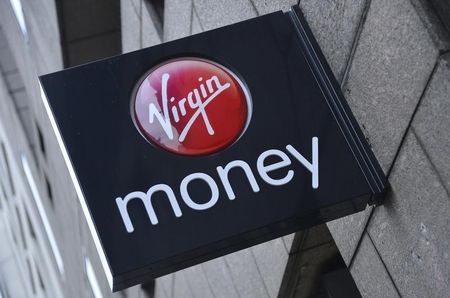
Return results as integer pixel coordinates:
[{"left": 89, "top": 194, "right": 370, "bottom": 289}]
[{"left": 39, "top": 7, "right": 388, "bottom": 291}]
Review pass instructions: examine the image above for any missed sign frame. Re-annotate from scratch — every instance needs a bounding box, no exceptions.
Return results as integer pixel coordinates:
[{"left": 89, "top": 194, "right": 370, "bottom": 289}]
[{"left": 39, "top": 6, "right": 388, "bottom": 291}]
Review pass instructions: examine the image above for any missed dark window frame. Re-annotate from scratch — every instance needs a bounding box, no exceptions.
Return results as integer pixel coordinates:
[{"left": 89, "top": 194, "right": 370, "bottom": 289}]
[
  {"left": 143, "top": 0, "right": 165, "bottom": 39},
  {"left": 44, "top": 174, "right": 54, "bottom": 207},
  {"left": 15, "top": 205, "right": 27, "bottom": 250},
  {"left": 36, "top": 122, "right": 46, "bottom": 159},
  {"left": 0, "top": 142, "right": 15, "bottom": 196}
]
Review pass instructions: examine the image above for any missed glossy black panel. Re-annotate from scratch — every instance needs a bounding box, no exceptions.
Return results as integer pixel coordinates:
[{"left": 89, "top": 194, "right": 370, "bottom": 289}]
[{"left": 40, "top": 10, "right": 388, "bottom": 291}]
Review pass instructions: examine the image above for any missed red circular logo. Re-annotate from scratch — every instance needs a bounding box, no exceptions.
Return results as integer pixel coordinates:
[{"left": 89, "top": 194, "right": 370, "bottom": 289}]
[{"left": 132, "top": 58, "right": 251, "bottom": 156}]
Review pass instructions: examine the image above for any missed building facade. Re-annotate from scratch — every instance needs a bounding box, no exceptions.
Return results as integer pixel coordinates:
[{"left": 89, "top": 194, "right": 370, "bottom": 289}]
[{"left": 0, "top": 0, "right": 449, "bottom": 297}]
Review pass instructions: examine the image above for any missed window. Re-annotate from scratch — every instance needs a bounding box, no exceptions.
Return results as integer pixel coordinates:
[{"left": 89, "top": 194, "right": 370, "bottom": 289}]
[
  {"left": 0, "top": 184, "right": 5, "bottom": 208},
  {"left": 149, "top": 0, "right": 164, "bottom": 24},
  {"left": 26, "top": 258, "right": 36, "bottom": 295},
  {"left": 10, "top": 220, "right": 18, "bottom": 245},
  {"left": 144, "top": 0, "right": 165, "bottom": 38},
  {"left": 0, "top": 142, "right": 15, "bottom": 196},
  {"left": 22, "top": 155, "right": 64, "bottom": 275},
  {"left": 0, "top": 171, "right": 6, "bottom": 204},
  {"left": 25, "top": 209, "right": 36, "bottom": 240},
  {"left": 36, "top": 123, "right": 46, "bottom": 158},
  {"left": 45, "top": 175, "right": 53, "bottom": 207},
  {"left": 37, "top": 268, "right": 46, "bottom": 294},
  {"left": 85, "top": 257, "right": 103, "bottom": 298},
  {"left": 0, "top": 277, "right": 11, "bottom": 298},
  {"left": 9, "top": 0, "right": 27, "bottom": 37},
  {"left": 15, "top": 205, "right": 26, "bottom": 249},
  {"left": 141, "top": 280, "right": 155, "bottom": 298}
]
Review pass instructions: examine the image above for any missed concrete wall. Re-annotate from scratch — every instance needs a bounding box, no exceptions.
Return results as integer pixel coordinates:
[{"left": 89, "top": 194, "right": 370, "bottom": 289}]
[
  {"left": 303, "top": 0, "right": 450, "bottom": 297},
  {"left": 303, "top": 0, "right": 450, "bottom": 296}
]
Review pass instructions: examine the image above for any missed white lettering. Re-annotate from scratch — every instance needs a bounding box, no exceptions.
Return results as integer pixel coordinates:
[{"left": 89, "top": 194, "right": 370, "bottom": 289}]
[
  {"left": 286, "top": 137, "right": 319, "bottom": 189},
  {"left": 147, "top": 73, "right": 230, "bottom": 142},
  {"left": 257, "top": 149, "right": 294, "bottom": 186},
  {"left": 115, "top": 138, "right": 320, "bottom": 232},
  {"left": 148, "top": 73, "right": 174, "bottom": 140},
  {"left": 180, "top": 173, "right": 219, "bottom": 210},
  {"left": 115, "top": 185, "right": 182, "bottom": 233},
  {"left": 216, "top": 160, "right": 260, "bottom": 200}
]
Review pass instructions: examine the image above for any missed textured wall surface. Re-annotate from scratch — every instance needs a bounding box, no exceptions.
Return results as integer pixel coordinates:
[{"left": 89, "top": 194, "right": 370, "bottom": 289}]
[
  {"left": 0, "top": 0, "right": 448, "bottom": 297},
  {"left": 303, "top": 0, "right": 450, "bottom": 297}
]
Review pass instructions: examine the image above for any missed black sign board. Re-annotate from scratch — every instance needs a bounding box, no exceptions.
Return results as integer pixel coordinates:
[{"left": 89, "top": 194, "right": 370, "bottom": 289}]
[{"left": 39, "top": 7, "right": 388, "bottom": 291}]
